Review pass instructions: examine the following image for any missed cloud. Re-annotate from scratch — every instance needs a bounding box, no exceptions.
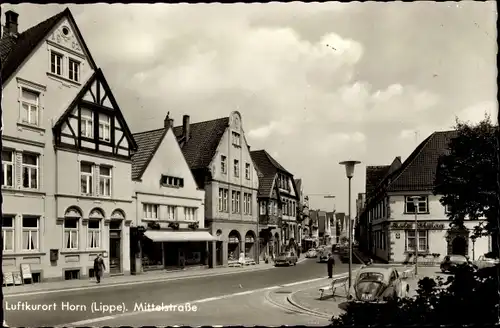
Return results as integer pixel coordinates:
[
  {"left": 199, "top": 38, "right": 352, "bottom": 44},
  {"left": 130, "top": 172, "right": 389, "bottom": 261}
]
[{"left": 3, "top": 3, "right": 496, "bottom": 216}]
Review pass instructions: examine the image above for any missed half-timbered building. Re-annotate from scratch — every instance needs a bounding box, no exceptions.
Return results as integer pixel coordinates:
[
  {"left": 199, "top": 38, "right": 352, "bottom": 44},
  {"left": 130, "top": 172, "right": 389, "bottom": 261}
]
[{"left": 1, "top": 8, "right": 137, "bottom": 282}]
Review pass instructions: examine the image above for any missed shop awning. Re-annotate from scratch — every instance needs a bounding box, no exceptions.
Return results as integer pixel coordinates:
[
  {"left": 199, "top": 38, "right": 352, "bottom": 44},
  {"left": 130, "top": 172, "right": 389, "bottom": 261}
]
[{"left": 144, "top": 230, "right": 217, "bottom": 242}]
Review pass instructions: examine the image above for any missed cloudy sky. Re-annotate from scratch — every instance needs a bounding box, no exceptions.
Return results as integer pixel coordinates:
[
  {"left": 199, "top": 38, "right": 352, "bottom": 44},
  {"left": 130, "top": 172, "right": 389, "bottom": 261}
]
[{"left": 2, "top": 2, "right": 498, "bottom": 214}]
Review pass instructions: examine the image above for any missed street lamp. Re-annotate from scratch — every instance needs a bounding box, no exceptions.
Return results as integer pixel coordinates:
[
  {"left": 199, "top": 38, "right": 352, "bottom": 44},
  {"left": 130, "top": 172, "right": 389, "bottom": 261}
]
[
  {"left": 324, "top": 195, "right": 335, "bottom": 246},
  {"left": 409, "top": 196, "right": 420, "bottom": 276},
  {"left": 339, "top": 160, "right": 361, "bottom": 295},
  {"left": 471, "top": 235, "right": 477, "bottom": 261}
]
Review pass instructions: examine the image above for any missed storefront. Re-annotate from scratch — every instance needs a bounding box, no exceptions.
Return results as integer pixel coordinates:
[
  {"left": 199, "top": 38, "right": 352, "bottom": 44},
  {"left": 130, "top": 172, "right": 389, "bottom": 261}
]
[
  {"left": 140, "top": 230, "right": 216, "bottom": 271},
  {"left": 244, "top": 232, "right": 256, "bottom": 260},
  {"left": 228, "top": 230, "right": 240, "bottom": 261}
]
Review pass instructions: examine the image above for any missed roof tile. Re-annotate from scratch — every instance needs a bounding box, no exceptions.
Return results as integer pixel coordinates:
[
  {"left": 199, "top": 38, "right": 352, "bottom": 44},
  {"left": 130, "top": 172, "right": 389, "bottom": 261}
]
[
  {"left": 173, "top": 117, "right": 229, "bottom": 170},
  {"left": 131, "top": 128, "right": 167, "bottom": 180}
]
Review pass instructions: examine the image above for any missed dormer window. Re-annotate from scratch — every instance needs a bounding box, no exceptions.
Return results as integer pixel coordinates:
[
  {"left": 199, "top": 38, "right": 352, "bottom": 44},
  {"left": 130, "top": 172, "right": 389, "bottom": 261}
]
[
  {"left": 232, "top": 132, "right": 241, "bottom": 147},
  {"left": 80, "top": 108, "right": 93, "bottom": 138},
  {"left": 161, "top": 175, "right": 184, "bottom": 188},
  {"left": 99, "top": 115, "right": 111, "bottom": 142}
]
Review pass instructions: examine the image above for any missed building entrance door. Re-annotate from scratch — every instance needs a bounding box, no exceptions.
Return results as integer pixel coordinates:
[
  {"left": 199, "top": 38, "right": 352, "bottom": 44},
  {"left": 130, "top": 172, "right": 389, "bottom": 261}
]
[
  {"left": 109, "top": 220, "right": 122, "bottom": 274},
  {"left": 216, "top": 241, "right": 223, "bottom": 266}
]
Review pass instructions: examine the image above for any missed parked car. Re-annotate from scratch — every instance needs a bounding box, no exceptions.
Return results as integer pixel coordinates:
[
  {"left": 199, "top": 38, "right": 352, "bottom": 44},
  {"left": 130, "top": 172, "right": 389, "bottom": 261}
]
[
  {"left": 318, "top": 250, "right": 329, "bottom": 263},
  {"left": 352, "top": 266, "right": 410, "bottom": 302},
  {"left": 306, "top": 248, "right": 317, "bottom": 258},
  {"left": 440, "top": 254, "right": 471, "bottom": 273},
  {"left": 274, "top": 251, "right": 298, "bottom": 266},
  {"left": 474, "top": 255, "right": 500, "bottom": 269}
]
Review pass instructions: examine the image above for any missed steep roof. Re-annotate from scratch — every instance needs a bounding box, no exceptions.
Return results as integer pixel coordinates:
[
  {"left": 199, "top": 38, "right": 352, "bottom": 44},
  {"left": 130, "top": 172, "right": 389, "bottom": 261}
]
[
  {"left": 1, "top": 8, "right": 97, "bottom": 83},
  {"left": 131, "top": 128, "right": 168, "bottom": 180},
  {"left": 386, "top": 130, "right": 458, "bottom": 192},
  {"left": 294, "top": 178, "right": 302, "bottom": 193},
  {"left": 365, "top": 165, "right": 391, "bottom": 197},
  {"left": 172, "top": 117, "right": 229, "bottom": 170},
  {"left": 251, "top": 149, "right": 294, "bottom": 197}
]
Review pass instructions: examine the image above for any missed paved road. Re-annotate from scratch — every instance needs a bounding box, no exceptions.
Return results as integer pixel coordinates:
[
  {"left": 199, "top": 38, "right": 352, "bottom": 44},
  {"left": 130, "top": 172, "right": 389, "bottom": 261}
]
[
  {"left": 5, "top": 257, "right": 350, "bottom": 327},
  {"left": 94, "top": 286, "right": 331, "bottom": 327}
]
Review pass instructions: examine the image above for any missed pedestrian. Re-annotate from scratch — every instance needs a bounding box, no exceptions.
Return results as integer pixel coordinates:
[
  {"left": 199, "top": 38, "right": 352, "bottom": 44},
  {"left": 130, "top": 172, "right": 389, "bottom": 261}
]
[
  {"left": 93, "top": 254, "right": 106, "bottom": 284},
  {"left": 297, "top": 246, "right": 301, "bottom": 259},
  {"left": 179, "top": 251, "right": 186, "bottom": 270},
  {"left": 327, "top": 252, "right": 335, "bottom": 278}
]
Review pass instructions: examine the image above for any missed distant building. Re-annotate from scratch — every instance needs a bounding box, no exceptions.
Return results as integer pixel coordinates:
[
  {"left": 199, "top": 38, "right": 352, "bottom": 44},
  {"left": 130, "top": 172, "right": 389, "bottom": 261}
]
[
  {"left": 359, "top": 131, "right": 491, "bottom": 263},
  {"left": 251, "top": 150, "right": 299, "bottom": 255},
  {"left": 294, "top": 178, "right": 309, "bottom": 246}
]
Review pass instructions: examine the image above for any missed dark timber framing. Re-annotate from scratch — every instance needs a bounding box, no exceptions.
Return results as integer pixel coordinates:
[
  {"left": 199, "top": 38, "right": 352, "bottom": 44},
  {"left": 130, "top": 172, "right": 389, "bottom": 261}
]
[{"left": 52, "top": 69, "right": 138, "bottom": 160}]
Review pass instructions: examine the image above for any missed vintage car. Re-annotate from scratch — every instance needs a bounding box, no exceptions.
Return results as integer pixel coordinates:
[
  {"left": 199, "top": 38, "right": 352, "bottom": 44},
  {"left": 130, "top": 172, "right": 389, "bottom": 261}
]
[
  {"left": 306, "top": 248, "right": 318, "bottom": 258},
  {"left": 440, "top": 254, "right": 471, "bottom": 273},
  {"left": 474, "top": 255, "right": 500, "bottom": 269},
  {"left": 274, "top": 251, "right": 298, "bottom": 266},
  {"left": 318, "top": 249, "right": 329, "bottom": 263},
  {"left": 352, "top": 266, "right": 410, "bottom": 302}
]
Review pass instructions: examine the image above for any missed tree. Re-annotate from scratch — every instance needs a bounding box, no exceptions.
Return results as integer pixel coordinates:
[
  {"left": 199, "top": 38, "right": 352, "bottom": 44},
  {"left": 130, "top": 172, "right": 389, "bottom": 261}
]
[{"left": 434, "top": 116, "right": 499, "bottom": 255}]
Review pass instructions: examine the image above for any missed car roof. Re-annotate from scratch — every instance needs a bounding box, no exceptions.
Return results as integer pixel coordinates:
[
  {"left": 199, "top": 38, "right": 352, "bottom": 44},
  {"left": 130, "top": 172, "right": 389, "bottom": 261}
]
[{"left": 358, "top": 266, "right": 394, "bottom": 278}]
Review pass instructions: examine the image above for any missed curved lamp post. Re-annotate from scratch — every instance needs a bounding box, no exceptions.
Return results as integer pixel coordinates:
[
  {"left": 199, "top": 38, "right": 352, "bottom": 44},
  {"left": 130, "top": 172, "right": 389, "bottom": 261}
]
[{"left": 339, "top": 160, "right": 361, "bottom": 295}]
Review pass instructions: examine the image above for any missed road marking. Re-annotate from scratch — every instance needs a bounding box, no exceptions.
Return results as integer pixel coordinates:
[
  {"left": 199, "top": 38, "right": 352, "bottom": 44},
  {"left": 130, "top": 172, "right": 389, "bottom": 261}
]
[
  {"left": 4, "top": 265, "right": 277, "bottom": 298},
  {"left": 54, "top": 275, "right": 329, "bottom": 327}
]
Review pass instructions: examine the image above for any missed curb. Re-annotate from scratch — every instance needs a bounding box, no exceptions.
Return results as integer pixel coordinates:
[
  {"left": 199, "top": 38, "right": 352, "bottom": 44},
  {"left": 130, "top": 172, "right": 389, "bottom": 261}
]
[
  {"left": 4, "top": 263, "right": 278, "bottom": 297},
  {"left": 286, "top": 273, "right": 349, "bottom": 318},
  {"left": 263, "top": 288, "right": 329, "bottom": 320}
]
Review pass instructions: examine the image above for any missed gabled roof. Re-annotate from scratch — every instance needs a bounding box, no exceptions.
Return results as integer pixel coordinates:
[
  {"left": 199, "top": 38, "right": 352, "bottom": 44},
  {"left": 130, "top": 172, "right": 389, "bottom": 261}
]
[
  {"left": 294, "top": 178, "right": 302, "bottom": 192},
  {"left": 365, "top": 165, "right": 391, "bottom": 197},
  {"left": 386, "top": 130, "right": 458, "bottom": 192},
  {"left": 1, "top": 8, "right": 97, "bottom": 83},
  {"left": 52, "top": 68, "right": 138, "bottom": 150},
  {"left": 172, "top": 117, "right": 229, "bottom": 170},
  {"left": 251, "top": 149, "right": 294, "bottom": 197},
  {"left": 251, "top": 150, "right": 292, "bottom": 175},
  {"left": 131, "top": 128, "right": 168, "bottom": 180}
]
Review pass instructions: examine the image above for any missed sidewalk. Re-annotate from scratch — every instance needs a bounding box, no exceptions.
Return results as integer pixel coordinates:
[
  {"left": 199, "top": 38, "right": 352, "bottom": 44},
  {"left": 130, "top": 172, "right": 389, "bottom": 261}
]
[
  {"left": 3, "top": 261, "right": 276, "bottom": 296},
  {"left": 288, "top": 265, "right": 441, "bottom": 317}
]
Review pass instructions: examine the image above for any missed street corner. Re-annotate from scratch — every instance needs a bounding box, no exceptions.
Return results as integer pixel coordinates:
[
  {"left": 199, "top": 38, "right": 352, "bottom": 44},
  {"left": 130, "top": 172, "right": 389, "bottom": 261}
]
[{"left": 287, "top": 282, "right": 348, "bottom": 318}]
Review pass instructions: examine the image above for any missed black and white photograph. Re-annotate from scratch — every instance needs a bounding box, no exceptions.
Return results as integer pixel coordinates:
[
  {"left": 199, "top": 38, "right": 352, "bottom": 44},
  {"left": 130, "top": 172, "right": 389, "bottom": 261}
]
[{"left": 0, "top": 2, "right": 498, "bottom": 327}]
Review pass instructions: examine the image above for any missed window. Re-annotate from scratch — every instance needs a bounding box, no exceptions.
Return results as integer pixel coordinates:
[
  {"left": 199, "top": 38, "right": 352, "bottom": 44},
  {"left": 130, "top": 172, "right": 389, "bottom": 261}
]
[
  {"left": 2, "top": 216, "right": 14, "bottom": 251},
  {"left": 260, "top": 201, "right": 267, "bottom": 215},
  {"left": 68, "top": 59, "right": 80, "bottom": 82},
  {"left": 184, "top": 207, "right": 196, "bottom": 221},
  {"left": 232, "top": 132, "right": 241, "bottom": 146},
  {"left": 245, "top": 163, "right": 251, "bottom": 180},
  {"left": 234, "top": 160, "right": 239, "bottom": 177},
  {"left": 166, "top": 205, "right": 176, "bottom": 221},
  {"left": 243, "top": 193, "right": 252, "bottom": 215},
  {"left": 99, "top": 166, "right": 112, "bottom": 196},
  {"left": 22, "top": 217, "right": 39, "bottom": 251},
  {"left": 404, "top": 196, "right": 428, "bottom": 214},
  {"left": 2, "top": 151, "right": 14, "bottom": 188},
  {"left": 64, "top": 218, "right": 79, "bottom": 249},
  {"left": 232, "top": 191, "right": 241, "bottom": 213},
  {"left": 218, "top": 188, "right": 228, "bottom": 212},
  {"left": 20, "top": 89, "right": 39, "bottom": 126},
  {"left": 143, "top": 204, "right": 159, "bottom": 219},
  {"left": 50, "top": 51, "right": 63, "bottom": 76},
  {"left": 80, "top": 162, "right": 93, "bottom": 195},
  {"left": 80, "top": 108, "right": 93, "bottom": 138},
  {"left": 99, "top": 115, "right": 111, "bottom": 142},
  {"left": 160, "top": 175, "right": 184, "bottom": 188},
  {"left": 220, "top": 155, "right": 227, "bottom": 174},
  {"left": 274, "top": 201, "right": 278, "bottom": 215},
  {"left": 88, "top": 219, "right": 100, "bottom": 249},
  {"left": 406, "top": 230, "right": 428, "bottom": 252},
  {"left": 22, "top": 153, "right": 39, "bottom": 189}
]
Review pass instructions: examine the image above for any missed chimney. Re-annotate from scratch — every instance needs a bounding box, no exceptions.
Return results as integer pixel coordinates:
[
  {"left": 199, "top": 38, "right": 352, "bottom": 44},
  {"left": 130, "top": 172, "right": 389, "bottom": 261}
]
[
  {"left": 4, "top": 10, "right": 19, "bottom": 37},
  {"left": 182, "top": 115, "right": 190, "bottom": 141},
  {"left": 164, "top": 112, "right": 174, "bottom": 129}
]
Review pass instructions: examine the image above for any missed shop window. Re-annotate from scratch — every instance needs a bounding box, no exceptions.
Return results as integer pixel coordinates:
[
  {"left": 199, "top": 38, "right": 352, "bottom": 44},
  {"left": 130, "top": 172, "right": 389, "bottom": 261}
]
[
  {"left": 64, "top": 269, "right": 80, "bottom": 280},
  {"left": 32, "top": 272, "right": 41, "bottom": 283}
]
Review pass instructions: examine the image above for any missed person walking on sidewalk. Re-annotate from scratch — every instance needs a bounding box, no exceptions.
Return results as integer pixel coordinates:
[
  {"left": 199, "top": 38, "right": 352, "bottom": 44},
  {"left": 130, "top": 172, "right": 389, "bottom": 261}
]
[
  {"left": 327, "top": 252, "right": 335, "bottom": 278},
  {"left": 93, "top": 254, "right": 106, "bottom": 284}
]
